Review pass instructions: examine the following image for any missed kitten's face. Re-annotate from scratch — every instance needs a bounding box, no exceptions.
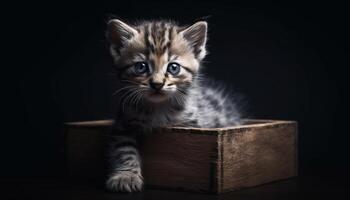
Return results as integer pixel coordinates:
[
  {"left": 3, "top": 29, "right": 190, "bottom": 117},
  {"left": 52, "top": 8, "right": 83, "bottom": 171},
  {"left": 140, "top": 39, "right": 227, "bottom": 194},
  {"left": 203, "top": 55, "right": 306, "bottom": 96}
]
[{"left": 107, "top": 20, "right": 207, "bottom": 103}]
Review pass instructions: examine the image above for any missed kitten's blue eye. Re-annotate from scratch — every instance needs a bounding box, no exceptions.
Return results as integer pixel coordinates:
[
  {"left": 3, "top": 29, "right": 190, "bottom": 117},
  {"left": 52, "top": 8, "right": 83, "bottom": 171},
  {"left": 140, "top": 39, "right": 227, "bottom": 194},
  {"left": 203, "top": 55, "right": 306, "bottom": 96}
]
[
  {"left": 134, "top": 62, "right": 149, "bottom": 74},
  {"left": 167, "top": 62, "right": 181, "bottom": 75}
]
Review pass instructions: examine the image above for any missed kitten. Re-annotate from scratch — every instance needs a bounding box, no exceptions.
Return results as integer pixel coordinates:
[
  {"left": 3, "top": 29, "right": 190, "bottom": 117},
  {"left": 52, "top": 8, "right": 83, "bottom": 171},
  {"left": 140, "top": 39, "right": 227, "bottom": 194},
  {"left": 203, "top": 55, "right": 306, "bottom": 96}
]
[{"left": 105, "top": 19, "right": 242, "bottom": 192}]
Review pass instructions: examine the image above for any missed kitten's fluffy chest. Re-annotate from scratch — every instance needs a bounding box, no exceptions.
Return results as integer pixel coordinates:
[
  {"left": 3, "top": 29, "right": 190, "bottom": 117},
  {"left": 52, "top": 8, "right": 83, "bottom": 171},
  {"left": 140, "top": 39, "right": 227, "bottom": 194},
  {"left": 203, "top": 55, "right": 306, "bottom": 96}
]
[
  {"left": 117, "top": 87, "right": 201, "bottom": 129},
  {"left": 119, "top": 101, "right": 185, "bottom": 129}
]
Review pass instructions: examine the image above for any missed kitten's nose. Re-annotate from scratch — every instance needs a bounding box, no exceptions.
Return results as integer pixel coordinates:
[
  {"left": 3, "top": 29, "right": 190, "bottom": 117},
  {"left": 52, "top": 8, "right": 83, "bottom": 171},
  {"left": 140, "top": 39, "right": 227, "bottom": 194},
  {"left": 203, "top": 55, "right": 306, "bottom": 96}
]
[{"left": 150, "top": 81, "right": 164, "bottom": 91}]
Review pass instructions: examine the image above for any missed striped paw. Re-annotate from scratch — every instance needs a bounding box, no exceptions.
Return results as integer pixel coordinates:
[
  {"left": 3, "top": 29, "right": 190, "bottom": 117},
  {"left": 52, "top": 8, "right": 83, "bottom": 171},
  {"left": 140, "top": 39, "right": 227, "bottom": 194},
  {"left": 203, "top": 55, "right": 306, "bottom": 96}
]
[{"left": 106, "top": 171, "right": 144, "bottom": 192}]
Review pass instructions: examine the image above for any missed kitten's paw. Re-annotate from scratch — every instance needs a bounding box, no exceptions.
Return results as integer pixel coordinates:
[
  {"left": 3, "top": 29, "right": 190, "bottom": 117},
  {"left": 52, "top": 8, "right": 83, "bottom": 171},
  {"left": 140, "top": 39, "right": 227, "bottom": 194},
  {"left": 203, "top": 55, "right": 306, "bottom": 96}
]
[{"left": 106, "top": 171, "right": 144, "bottom": 192}]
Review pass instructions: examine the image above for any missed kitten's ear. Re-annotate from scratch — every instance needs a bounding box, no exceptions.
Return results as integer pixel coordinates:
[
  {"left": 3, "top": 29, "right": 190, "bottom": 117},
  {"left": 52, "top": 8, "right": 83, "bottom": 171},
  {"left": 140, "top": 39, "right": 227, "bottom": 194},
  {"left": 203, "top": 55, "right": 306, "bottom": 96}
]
[
  {"left": 180, "top": 21, "right": 208, "bottom": 59},
  {"left": 107, "top": 19, "right": 138, "bottom": 49}
]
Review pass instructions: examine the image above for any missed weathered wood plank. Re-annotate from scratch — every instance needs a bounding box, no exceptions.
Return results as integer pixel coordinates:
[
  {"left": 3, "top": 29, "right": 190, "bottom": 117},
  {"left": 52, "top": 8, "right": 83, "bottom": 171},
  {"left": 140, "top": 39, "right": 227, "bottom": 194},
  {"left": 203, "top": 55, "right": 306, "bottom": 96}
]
[
  {"left": 64, "top": 119, "right": 298, "bottom": 193},
  {"left": 221, "top": 122, "right": 297, "bottom": 192},
  {"left": 141, "top": 130, "right": 218, "bottom": 192}
]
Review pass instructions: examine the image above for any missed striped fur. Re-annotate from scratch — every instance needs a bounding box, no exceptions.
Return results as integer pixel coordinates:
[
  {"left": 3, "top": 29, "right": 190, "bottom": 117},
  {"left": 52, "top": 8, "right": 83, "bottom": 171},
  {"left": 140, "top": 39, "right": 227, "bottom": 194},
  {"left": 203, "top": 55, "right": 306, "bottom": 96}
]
[
  {"left": 105, "top": 19, "right": 242, "bottom": 192},
  {"left": 106, "top": 134, "right": 143, "bottom": 192}
]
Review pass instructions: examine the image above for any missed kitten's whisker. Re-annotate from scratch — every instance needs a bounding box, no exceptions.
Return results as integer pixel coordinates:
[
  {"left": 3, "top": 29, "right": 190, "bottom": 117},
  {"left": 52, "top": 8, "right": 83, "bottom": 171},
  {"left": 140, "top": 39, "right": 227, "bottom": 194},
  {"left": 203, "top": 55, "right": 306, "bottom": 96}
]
[
  {"left": 135, "top": 89, "right": 145, "bottom": 104},
  {"left": 121, "top": 79, "right": 141, "bottom": 85},
  {"left": 176, "top": 88, "right": 188, "bottom": 96},
  {"left": 179, "top": 92, "right": 188, "bottom": 104},
  {"left": 130, "top": 90, "right": 141, "bottom": 106},
  {"left": 174, "top": 95, "right": 182, "bottom": 106},
  {"left": 134, "top": 90, "right": 145, "bottom": 111},
  {"left": 122, "top": 90, "right": 139, "bottom": 111},
  {"left": 126, "top": 89, "right": 143, "bottom": 109},
  {"left": 119, "top": 89, "right": 137, "bottom": 112},
  {"left": 113, "top": 86, "right": 136, "bottom": 96}
]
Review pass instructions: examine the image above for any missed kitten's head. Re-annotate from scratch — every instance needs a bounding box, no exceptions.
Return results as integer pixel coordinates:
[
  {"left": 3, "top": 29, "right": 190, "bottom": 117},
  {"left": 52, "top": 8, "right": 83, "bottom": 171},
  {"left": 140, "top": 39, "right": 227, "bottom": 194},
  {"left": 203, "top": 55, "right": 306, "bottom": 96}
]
[{"left": 107, "top": 19, "right": 207, "bottom": 104}]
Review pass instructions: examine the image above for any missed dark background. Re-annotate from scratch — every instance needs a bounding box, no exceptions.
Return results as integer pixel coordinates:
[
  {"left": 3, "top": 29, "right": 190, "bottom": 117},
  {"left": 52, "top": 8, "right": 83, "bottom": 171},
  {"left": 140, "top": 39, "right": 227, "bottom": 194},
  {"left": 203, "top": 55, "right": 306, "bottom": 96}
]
[{"left": 2, "top": 0, "right": 349, "bottom": 194}]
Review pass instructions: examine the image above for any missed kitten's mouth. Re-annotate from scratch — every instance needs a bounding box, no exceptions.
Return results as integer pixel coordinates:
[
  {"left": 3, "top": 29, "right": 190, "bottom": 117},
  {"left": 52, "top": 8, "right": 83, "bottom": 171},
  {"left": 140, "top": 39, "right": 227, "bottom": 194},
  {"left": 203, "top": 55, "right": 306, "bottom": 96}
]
[{"left": 146, "top": 91, "right": 169, "bottom": 103}]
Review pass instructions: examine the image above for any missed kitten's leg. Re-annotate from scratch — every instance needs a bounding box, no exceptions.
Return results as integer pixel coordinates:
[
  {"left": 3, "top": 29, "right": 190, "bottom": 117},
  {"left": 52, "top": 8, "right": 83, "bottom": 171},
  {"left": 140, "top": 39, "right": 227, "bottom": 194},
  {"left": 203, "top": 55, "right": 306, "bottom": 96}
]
[{"left": 106, "top": 135, "right": 143, "bottom": 192}]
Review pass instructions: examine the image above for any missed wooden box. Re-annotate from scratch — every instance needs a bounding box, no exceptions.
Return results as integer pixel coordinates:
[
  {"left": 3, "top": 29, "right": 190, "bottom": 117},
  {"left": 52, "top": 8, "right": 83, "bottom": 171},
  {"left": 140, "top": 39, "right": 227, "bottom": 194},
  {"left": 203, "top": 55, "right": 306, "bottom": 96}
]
[{"left": 64, "top": 119, "right": 298, "bottom": 193}]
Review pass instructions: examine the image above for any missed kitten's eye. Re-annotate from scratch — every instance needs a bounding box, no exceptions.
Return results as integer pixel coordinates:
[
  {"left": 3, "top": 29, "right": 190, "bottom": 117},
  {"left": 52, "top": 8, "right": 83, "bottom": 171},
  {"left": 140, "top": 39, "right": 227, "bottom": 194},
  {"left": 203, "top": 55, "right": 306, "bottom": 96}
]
[
  {"left": 167, "top": 62, "right": 181, "bottom": 75},
  {"left": 134, "top": 62, "right": 149, "bottom": 74}
]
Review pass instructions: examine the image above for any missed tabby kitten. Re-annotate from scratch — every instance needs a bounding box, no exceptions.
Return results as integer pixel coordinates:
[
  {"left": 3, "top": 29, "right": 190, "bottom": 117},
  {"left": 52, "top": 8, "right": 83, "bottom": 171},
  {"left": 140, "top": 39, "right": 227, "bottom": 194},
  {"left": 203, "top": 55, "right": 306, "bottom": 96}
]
[{"left": 106, "top": 19, "right": 241, "bottom": 192}]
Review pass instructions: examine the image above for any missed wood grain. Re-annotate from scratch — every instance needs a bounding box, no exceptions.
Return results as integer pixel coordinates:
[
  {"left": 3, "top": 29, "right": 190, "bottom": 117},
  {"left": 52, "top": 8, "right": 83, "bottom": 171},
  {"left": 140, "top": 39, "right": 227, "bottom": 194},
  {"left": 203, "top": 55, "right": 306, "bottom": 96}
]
[
  {"left": 220, "top": 122, "right": 298, "bottom": 192},
  {"left": 64, "top": 119, "right": 298, "bottom": 193},
  {"left": 141, "top": 130, "right": 218, "bottom": 192}
]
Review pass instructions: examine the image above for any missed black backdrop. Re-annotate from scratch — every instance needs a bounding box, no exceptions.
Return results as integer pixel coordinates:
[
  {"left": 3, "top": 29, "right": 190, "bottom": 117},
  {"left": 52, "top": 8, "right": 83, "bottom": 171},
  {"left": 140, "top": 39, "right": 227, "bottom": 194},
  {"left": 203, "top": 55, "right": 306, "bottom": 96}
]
[{"left": 2, "top": 1, "right": 349, "bottom": 179}]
